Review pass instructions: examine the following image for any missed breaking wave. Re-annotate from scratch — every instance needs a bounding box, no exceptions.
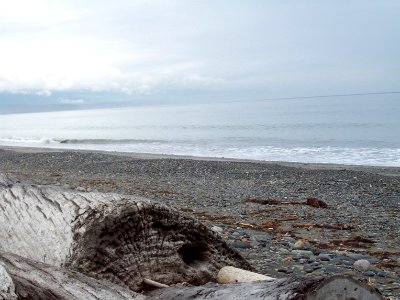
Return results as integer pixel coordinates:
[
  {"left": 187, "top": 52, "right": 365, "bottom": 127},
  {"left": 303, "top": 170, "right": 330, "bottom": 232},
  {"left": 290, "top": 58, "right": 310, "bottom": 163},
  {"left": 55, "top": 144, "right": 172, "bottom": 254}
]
[{"left": 0, "top": 136, "right": 399, "bottom": 167}]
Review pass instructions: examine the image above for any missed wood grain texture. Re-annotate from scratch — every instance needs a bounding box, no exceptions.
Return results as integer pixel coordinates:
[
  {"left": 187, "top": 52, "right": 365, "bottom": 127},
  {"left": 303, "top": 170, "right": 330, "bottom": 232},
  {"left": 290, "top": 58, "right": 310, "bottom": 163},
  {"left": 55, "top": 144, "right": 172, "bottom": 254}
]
[
  {"left": 149, "top": 276, "right": 384, "bottom": 300},
  {"left": 0, "top": 174, "right": 250, "bottom": 292},
  {"left": 0, "top": 252, "right": 143, "bottom": 300}
]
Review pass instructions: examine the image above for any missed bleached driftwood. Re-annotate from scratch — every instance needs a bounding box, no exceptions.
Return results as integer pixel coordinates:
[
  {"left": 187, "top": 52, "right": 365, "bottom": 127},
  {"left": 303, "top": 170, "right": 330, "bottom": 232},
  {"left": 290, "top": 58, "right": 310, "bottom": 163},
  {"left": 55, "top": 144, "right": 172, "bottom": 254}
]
[
  {"left": 0, "top": 174, "right": 250, "bottom": 292},
  {"left": 217, "top": 266, "right": 274, "bottom": 284},
  {"left": 0, "top": 263, "right": 17, "bottom": 300},
  {"left": 0, "top": 252, "right": 143, "bottom": 300},
  {"left": 149, "top": 275, "right": 384, "bottom": 300}
]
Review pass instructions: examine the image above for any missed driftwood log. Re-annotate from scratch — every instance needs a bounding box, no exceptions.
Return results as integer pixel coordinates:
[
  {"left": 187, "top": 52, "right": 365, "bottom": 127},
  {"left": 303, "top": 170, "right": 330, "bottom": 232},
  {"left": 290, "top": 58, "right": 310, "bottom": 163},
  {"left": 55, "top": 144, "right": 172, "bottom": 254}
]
[
  {"left": 0, "top": 174, "right": 386, "bottom": 299},
  {"left": 149, "top": 276, "right": 384, "bottom": 300},
  {"left": 0, "top": 251, "right": 143, "bottom": 300},
  {"left": 0, "top": 174, "right": 250, "bottom": 292}
]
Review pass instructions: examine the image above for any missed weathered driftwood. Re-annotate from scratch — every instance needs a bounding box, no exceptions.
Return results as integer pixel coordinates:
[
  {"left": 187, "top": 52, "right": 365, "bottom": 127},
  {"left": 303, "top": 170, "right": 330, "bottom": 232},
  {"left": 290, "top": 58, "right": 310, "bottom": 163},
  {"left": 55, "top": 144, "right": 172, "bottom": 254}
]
[
  {"left": 149, "top": 276, "right": 384, "bottom": 300},
  {"left": 217, "top": 266, "right": 274, "bottom": 284},
  {"left": 0, "top": 251, "right": 142, "bottom": 300},
  {"left": 0, "top": 263, "right": 17, "bottom": 300},
  {"left": 0, "top": 174, "right": 250, "bottom": 292}
]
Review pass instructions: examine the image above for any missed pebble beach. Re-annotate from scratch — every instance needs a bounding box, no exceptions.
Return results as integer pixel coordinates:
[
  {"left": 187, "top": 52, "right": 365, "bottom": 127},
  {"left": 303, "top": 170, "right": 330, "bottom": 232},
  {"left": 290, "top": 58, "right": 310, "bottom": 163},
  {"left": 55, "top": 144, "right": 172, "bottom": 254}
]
[{"left": 0, "top": 146, "right": 399, "bottom": 299}]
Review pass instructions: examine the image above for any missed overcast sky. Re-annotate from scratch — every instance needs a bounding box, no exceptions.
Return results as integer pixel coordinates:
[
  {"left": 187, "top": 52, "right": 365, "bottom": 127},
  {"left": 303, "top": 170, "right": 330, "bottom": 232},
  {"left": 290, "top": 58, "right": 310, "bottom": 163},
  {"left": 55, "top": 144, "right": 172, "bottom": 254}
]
[{"left": 0, "top": 0, "right": 399, "bottom": 113}]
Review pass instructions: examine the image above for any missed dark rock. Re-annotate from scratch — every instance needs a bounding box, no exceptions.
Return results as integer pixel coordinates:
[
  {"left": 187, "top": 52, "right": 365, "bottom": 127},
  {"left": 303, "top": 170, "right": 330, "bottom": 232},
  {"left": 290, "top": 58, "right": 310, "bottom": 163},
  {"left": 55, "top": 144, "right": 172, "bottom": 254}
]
[
  {"left": 362, "top": 271, "right": 375, "bottom": 277},
  {"left": 377, "top": 271, "right": 387, "bottom": 277},
  {"left": 232, "top": 241, "right": 252, "bottom": 249},
  {"left": 306, "top": 197, "right": 328, "bottom": 208}
]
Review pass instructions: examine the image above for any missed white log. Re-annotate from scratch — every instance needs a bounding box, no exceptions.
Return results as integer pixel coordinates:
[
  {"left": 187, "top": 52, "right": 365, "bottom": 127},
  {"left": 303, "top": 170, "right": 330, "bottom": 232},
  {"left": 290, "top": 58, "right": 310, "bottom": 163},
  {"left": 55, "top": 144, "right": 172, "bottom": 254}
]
[
  {"left": 0, "top": 263, "right": 17, "bottom": 300},
  {"left": 217, "top": 266, "right": 274, "bottom": 284},
  {"left": 0, "top": 251, "right": 144, "bottom": 300},
  {"left": 0, "top": 174, "right": 251, "bottom": 292}
]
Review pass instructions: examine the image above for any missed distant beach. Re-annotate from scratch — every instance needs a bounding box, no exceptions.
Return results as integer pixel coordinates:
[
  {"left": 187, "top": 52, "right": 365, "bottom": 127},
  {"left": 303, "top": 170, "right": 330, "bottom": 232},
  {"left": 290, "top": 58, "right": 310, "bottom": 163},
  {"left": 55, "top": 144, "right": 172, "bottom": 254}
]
[{"left": 1, "top": 146, "right": 399, "bottom": 298}]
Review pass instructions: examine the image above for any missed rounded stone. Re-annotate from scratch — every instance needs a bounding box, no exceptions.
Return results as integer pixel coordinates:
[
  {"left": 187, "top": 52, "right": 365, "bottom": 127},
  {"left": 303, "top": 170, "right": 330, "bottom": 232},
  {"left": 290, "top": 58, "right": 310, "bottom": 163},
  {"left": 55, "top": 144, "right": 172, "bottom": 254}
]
[
  {"left": 362, "top": 271, "right": 375, "bottom": 277},
  {"left": 211, "top": 226, "right": 224, "bottom": 234},
  {"left": 318, "top": 254, "right": 331, "bottom": 261},
  {"left": 293, "top": 240, "right": 305, "bottom": 249},
  {"left": 353, "top": 259, "right": 371, "bottom": 271},
  {"left": 232, "top": 241, "right": 252, "bottom": 249}
]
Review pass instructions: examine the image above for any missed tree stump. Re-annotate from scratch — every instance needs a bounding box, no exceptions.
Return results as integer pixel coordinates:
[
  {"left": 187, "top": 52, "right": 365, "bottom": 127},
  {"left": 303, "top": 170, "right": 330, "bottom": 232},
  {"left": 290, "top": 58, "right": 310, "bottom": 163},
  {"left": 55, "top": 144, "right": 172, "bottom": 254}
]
[{"left": 0, "top": 174, "right": 250, "bottom": 292}]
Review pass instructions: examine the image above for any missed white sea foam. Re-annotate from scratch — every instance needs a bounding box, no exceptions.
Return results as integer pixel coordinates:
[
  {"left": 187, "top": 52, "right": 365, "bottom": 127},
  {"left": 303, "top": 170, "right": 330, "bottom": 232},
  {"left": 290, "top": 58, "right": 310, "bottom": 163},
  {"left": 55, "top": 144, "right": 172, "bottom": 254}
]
[
  {"left": 1, "top": 136, "right": 398, "bottom": 167},
  {"left": 0, "top": 98, "right": 399, "bottom": 166}
]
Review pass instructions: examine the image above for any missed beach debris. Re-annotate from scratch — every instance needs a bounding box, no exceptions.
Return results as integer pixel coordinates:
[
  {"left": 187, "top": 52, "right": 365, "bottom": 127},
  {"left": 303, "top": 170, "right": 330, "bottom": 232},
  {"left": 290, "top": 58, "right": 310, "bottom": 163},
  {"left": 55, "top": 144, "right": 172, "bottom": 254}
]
[
  {"left": 244, "top": 197, "right": 328, "bottom": 208},
  {"left": 294, "top": 223, "right": 354, "bottom": 230},
  {"left": 0, "top": 252, "right": 143, "bottom": 300},
  {"left": 0, "top": 174, "right": 251, "bottom": 292},
  {"left": 306, "top": 197, "right": 328, "bottom": 208},
  {"left": 0, "top": 263, "right": 17, "bottom": 300},
  {"left": 150, "top": 276, "right": 384, "bottom": 300},
  {"left": 143, "top": 278, "right": 169, "bottom": 289},
  {"left": 217, "top": 266, "right": 275, "bottom": 284},
  {"left": 312, "top": 235, "right": 376, "bottom": 249}
]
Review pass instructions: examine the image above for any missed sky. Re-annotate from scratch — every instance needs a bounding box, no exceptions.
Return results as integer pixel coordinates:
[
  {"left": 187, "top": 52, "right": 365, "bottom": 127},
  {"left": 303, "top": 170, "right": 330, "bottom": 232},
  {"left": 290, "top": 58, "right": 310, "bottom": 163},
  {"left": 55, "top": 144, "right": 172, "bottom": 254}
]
[{"left": 0, "top": 0, "right": 399, "bottom": 113}]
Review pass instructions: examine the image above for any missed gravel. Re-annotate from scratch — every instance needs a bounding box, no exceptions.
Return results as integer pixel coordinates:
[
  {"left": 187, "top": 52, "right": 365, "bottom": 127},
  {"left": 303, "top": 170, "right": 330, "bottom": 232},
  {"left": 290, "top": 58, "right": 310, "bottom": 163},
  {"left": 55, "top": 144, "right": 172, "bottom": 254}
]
[{"left": 0, "top": 147, "right": 399, "bottom": 298}]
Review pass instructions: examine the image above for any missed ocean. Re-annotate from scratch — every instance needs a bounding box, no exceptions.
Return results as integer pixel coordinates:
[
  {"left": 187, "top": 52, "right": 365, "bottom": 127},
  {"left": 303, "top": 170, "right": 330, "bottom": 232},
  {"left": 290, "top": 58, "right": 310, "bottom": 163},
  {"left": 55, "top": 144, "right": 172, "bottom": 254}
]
[{"left": 0, "top": 96, "right": 399, "bottom": 166}]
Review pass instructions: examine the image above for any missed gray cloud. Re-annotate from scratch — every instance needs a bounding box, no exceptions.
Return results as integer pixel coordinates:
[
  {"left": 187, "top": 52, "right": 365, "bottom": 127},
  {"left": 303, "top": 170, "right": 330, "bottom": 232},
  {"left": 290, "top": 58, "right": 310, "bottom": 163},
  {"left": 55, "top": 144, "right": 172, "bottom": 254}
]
[{"left": 0, "top": 0, "right": 399, "bottom": 100}]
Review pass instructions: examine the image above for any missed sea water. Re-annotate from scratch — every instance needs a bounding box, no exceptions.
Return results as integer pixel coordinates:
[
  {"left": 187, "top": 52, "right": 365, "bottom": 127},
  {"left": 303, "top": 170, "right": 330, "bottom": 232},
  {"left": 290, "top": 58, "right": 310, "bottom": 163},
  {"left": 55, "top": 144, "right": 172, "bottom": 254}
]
[{"left": 0, "top": 96, "right": 399, "bottom": 166}]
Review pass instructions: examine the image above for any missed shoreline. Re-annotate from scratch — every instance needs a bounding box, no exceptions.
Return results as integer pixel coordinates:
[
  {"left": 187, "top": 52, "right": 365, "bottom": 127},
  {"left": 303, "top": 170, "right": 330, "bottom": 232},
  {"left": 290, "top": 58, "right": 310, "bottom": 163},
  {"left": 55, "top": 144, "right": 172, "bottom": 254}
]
[{"left": 1, "top": 145, "right": 399, "bottom": 176}]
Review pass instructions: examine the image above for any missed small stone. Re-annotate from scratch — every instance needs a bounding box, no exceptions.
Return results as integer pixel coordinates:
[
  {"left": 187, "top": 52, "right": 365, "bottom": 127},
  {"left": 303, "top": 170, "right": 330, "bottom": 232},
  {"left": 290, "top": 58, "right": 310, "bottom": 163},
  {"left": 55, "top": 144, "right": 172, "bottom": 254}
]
[
  {"left": 293, "top": 240, "right": 305, "bottom": 249},
  {"left": 304, "top": 266, "right": 314, "bottom": 273},
  {"left": 377, "top": 271, "right": 387, "bottom": 277},
  {"left": 253, "top": 234, "right": 271, "bottom": 243},
  {"left": 353, "top": 259, "right": 370, "bottom": 271},
  {"left": 276, "top": 267, "right": 292, "bottom": 274},
  {"left": 232, "top": 241, "right": 252, "bottom": 249},
  {"left": 76, "top": 186, "right": 86, "bottom": 192},
  {"left": 306, "top": 197, "right": 328, "bottom": 208},
  {"left": 318, "top": 254, "right": 331, "bottom": 261},
  {"left": 362, "top": 271, "right": 375, "bottom": 277},
  {"left": 211, "top": 226, "right": 223, "bottom": 234},
  {"left": 291, "top": 250, "right": 313, "bottom": 258},
  {"left": 232, "top": 231, "right": 241, "bottom": 237},
  {"left": 282, "top": 236, "right": 296, "bottom": 243},
  {"left": 311, "top": 248, "right": 321, "bottom": 255}
]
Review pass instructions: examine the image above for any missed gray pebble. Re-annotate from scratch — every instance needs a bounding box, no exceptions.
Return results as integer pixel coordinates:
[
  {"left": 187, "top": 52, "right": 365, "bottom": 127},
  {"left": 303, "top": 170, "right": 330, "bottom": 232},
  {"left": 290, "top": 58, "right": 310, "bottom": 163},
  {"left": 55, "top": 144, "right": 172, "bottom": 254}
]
[
  {"left": 291, "top": 250, "right": 313, "bottom": 258},
  {"left": 232, "top": 241, "right": 252, "bottom": 249},
  {"left": 318, "top": 254, "right": 331, "bottom": 261},
  {"left": 353, "top": 259, "right": 371, "bottom": 271},
  {"left": 362, "top": 271, "right": 375, "bottom": 277},
  {"left": 282, "top": 236, "right": 296, "bottom": 243},
  {"left": 323, "top": 265, "right": 341, "bottom": 273}
]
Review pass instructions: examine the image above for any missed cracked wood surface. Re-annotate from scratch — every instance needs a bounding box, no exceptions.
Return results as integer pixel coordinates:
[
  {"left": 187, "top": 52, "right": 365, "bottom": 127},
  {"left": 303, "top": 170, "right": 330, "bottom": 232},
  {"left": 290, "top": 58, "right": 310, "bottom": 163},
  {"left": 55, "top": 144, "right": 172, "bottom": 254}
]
[
  {"left": 0, "top": 252, "right": 143, "bottom": 300},
  {"left": 148, "top": 276, "right": 384, "bottom": 300},
  {"left": 0, "top": 174, "right": 250, "bottom": 292}
]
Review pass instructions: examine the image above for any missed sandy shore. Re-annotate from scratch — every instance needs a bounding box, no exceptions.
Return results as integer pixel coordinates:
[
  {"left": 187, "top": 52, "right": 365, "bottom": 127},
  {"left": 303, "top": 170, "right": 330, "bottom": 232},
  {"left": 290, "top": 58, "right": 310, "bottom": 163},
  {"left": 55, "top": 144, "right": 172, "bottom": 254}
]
[{"left": 0, "top": 146, "right": 399, "bottom": 298}]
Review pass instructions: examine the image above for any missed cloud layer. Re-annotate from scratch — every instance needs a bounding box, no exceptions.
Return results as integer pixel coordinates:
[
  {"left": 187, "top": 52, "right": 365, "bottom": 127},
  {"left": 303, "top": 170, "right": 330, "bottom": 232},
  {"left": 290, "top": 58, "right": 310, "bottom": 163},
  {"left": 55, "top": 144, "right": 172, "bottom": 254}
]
[{"left": 0, "top": 0, "right": 399, "bottom": 100}]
